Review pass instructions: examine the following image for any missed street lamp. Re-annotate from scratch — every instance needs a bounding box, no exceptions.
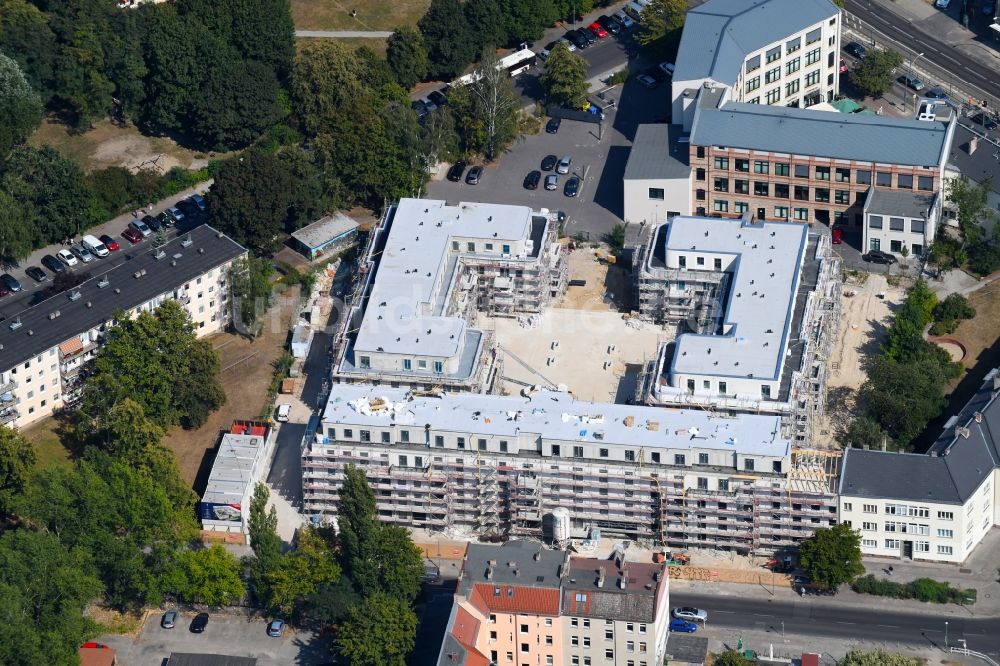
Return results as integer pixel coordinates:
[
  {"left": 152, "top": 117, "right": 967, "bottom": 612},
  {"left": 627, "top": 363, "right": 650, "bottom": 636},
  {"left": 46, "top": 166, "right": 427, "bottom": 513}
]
[{"left": 944, "top": 621, "right": 949, "bottom": 649}]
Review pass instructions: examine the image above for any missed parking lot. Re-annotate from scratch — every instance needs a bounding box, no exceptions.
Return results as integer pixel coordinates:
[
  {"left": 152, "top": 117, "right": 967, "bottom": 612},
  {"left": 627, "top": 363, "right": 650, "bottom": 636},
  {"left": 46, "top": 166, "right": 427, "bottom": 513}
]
[
  {"left": 99, "top": 611, "right": 330, "bottom": 665},
  {"left": 426, "top": 76, "right": 671, "bottom": 240}
]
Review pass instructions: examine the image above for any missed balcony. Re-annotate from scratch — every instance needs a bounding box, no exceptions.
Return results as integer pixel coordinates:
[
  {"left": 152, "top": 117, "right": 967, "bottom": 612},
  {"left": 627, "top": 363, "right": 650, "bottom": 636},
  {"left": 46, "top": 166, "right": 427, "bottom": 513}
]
[
  {"left": 0, "top": 379, "right": 16, "bottom": 394},
  {"left": 0, "top": 407, "right": 18, "bottom": 424}
]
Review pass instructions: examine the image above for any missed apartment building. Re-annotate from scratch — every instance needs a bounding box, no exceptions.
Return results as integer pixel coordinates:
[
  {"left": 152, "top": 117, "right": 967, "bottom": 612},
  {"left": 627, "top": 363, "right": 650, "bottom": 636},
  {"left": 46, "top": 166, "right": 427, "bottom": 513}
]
[
  {"left": 303, "top": 384, "right": 839, "bottom": 552},
  {"left": 839, "top": 369, "right": 1000, "bottom": 564},
  {"left": 0, "top": 226, "right": 246, "bottom": 430},
  {"left": 436, "top": 541, "right": 670, "bottom": 666},
  {"left": 330, "top": 198, "right": 566, "bottom": 394},
  {"left": 946, "top": 126, "right": 1000, "bottom": 237},
  {"left": 672, "top": 0, "right": 842, "bottom": 125},
  {"left": 862, "top": 189, "right": 940, "bottom": 257},
  {"left": 628, "top": 215, "right": 841, "bottom": 443}
]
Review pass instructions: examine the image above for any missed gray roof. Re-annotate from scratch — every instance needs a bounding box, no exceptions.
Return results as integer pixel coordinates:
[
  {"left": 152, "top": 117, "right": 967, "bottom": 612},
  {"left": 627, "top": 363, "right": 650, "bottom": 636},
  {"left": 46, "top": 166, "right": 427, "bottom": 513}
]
[
  {"left": 674, "top": 0, "right": 839, "bottom": 86},
  {"left": 200, "top": 428, "right": 270, "bottom": 513},
  {"left": 947, "top": 125, "right": 1000, "bottom": 195},
  {"left": 691, "top": 101, "right": 952, "bottom": 167},
  {"left": 664, "top": 635, "right": 710, "bottom": 665},
  {"left": 166, "top": 655, "right": 257, "bottom": 666},
  {"left": 459, "top": 541, "right": 566, "bottom": 596},
  {"left": 290, "top": 212, "right": 359, "bottom": 249},
  {"left": 623, "top": 124, "right": 690, "bottom": 181},
  {"left": 562, "top": 558, "right": 664, "bottom": 622},
  {"left": 865, "top": 189, "right": 937, "bottom": 218},
  {"left": 0, "top": 226, "right": 245, "bottom": 373},
  {"left": 839, "top": 369, "right": 1000, "bottom": 504}
]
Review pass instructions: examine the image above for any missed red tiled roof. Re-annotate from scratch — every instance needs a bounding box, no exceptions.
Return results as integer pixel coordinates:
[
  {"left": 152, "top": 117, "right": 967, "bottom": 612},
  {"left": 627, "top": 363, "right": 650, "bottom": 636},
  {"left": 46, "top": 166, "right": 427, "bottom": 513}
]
[
  {"left": 471, "top": 582, "right": 561, "bottom": 616},
  {"left": 452, "top": 606, "right": 481, "bottom": 650}
]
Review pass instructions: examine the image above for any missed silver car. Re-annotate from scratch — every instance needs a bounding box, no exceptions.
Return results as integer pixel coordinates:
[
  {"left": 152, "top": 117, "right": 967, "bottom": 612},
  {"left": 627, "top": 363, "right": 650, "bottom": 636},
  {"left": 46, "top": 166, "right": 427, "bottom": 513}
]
[
  {"left": 672, "top": 607, "right": 708, "bottom": 622},
  {"left": 71, "top": 243, "right": 94, "bottom": 263},
  {"left": 556, "top": 155, "right": 572, "bottom": 174}
]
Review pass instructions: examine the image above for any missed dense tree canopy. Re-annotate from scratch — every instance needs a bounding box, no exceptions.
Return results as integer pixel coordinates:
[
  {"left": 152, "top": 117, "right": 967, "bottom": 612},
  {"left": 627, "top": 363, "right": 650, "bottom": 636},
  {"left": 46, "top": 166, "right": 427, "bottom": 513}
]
[
  {"left": 338, "top": 593, "right": 418, "bottom": 666},
  {"left": 419, "top": 0, "right": 477, "bottom": 79},
  {"left": 387, "top": 27, "right": 429, "bottom": 89},
  {"left": 541, "top": 42, "right": 589, "bottom": 109},
  {"left": 798, "top": 523, "right": 865, "bottom": 590},
  {"left": 0, "top": 51, "right": 42, "bottom": 156},
  {"left": 0, "top": 428, "right": 36, "bottom": 519},
  {"left": 850, "top": 48, "right": 904, "bottom": 98},
  {"left": 839, "top": 650, "right": 920, "bottom": 666}
]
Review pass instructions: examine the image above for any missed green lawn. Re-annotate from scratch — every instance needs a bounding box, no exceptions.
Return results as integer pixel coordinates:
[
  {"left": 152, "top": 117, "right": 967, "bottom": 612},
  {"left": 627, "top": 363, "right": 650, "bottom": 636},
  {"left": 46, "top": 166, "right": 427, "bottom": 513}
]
[
  {"left": 290, "top": 0, "right": 429, "bottom": 31},
  {"left": 22, "top": 417, "right": 74, "bottom": 470}
]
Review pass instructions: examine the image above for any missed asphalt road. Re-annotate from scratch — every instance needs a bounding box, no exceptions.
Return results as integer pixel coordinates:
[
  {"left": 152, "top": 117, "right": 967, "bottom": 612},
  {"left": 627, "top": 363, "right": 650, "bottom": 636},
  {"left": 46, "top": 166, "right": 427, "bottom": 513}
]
[
  {"left": 673, "top": 591, "right": 999, "bottom": 656},
  {"left": 845, "top": 0, "right": 1000, "bottom": 104}
]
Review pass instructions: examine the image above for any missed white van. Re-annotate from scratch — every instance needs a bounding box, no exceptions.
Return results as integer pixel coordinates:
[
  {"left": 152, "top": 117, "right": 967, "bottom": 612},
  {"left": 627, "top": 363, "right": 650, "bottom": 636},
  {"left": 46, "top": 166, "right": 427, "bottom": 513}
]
[
  {"left": 625, "top": 1, "right": 645, "bottom": 19},
  {"left": 276, "top": 403, "right": 291, "bottom": 422},
  {"left": 81, "top": 234, "right": 109, "bottom": 257}
]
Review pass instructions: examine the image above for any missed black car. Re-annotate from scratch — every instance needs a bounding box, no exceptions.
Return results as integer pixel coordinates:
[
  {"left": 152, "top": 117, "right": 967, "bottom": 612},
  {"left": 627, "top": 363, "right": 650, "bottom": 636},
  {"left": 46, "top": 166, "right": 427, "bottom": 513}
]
[
  {"left": 177, "top": 198, "right": 202, "bottom": 220},
  {"left": 925, "top": 87, "right": 949, "bottom": 99},
  {"left": 0, "top": 273, "right": 22, "bottom": 292},
  {"left": 143, "top": 214, "right": 162, "bottom": 232},
  {"left": 845, "top": 41, "right": 867, "bottom": 59},
  {"left": 428, "top": 89, "right": 448, "bottom": 107},
  {"left": 970, "top": 112, "right": 998, "bottom": 130},
  {"left": 863, "top": 250, "right": 898, "bottom": 264},
  {"left": 545, "top": 117, "right": 561, "bottom": 134},
  {"left": 447, "top": 161, "right": 467, "bottom": 182},
  {"left": 158, "top": 210, "right": 174, "bottom": 228},
  {"left": 41, "top": 254, "right": 66, "bottom": 274},
  {"left": 523, "top": 170, "right": 541, "bottom": 190},
  {"left": 190, "top": 612, "right": 209, "bottom": 633},
  {"left": 597, "top": 15, "right": 621, "bottom": 34},
  {"left": 580, "top": 28, "right": 597, "bottom": 46},
  {"left": 25, "top": 266, "right": 47, "bottom": 282},
  {"left": 564, "top": 176, "right": 581, "bottom": 197},
  {"left": 465, "top": 165, "right": 483, "bottom": 185},
  {"left": 567, "top": 30, "right": 588, "bottom": 49},
  {"left": 541, "top": 154, "right": 558, "bottom": 171}
]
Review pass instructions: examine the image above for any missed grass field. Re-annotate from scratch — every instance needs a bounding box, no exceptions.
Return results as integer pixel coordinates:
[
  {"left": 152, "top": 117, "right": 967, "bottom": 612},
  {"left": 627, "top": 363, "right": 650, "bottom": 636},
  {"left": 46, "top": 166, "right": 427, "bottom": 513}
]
[
  {"left": 299, "top": 36, "right": 389, "bottom": 56},
  {"left": 21, "top": 417, "right": 74, "bottom": 470},
  {"left": 951, "top": 280, "right": 1000, "bottom": 373},
  {"left": 290, "top": 0, "right": 429, "bottom": 31}
]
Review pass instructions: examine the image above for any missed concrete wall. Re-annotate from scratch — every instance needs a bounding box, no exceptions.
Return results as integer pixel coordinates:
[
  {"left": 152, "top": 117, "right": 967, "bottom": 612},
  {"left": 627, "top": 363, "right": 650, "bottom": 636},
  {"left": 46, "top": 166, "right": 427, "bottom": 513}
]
[{"left": 624, "top": 177, "right": 692, "bottom": 224}]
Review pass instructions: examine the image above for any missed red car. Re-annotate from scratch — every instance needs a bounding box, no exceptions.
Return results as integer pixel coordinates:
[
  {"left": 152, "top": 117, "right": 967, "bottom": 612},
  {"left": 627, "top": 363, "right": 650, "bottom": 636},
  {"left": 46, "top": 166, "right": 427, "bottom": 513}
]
[
  {"left": 122, "top": 227, "right": 143, "bottom": 244},
  {"left": 99, "top": 234, "right": 120, "bottom": 252},
  {"left": 588, "top": 21, "right": 609, "bottom": 38},
  {"left": 831, "top": 228, "right": 843, "bottom": 244},
  {"left": 839, "top": 59, "right": 847, "bottom": 74}
]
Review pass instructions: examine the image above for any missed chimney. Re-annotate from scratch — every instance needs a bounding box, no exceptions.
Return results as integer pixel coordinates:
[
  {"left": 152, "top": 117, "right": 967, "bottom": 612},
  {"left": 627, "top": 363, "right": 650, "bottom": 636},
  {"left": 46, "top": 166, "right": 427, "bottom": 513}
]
[
  {"left": 975, "top": 411, "right": 983, "bottom": 423},
  {"left": 534, "top": 549, "right": 542, "bottom": 561},
  {"left": 968, "top": 137, "right": 979, "bottom": 155},
  {"left": 956, "top": 426, "right": 971, "bottom": 439},
  {"left": 618, "top": 568, "right": 628, "bottom": 590},
  {"left": 486, "top": 562, "right": 494, "bottom": 580},
  {"left": 597, "top": 567, "right": 605, "bottom": 588}
]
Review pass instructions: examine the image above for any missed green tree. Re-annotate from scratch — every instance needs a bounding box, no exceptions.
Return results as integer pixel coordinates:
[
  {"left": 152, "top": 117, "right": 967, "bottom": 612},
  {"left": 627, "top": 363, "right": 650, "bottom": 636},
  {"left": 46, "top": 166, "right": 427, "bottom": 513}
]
[
  {"left": 930, "top": 293, "right": 975, "bottom": 335},
  {"left": 606, "top": 223, "right": 626, "bottom": 256},
  {"left": 230, "top": 256, "right": 274, "bottom": 337},
  {"left": 844, "top": 415, "right": 888, "bottom": 449},
  {"left": 637, "top": 0, "right": 687, "bottom": 51},
  {"left": 858, "top": 355, "right": 957, "bottom": 446},
  {"left": 798, "top": 522, "right": 864, "bottom": 590},
  {"left": 358, "top": 524, "right": 425, "bottom": 603},
  {"left": 928, "top": 234, "right": 967, "bottom": 273},
  {"left": 103, "top": 398, "right": 166, "bottom": 466},
  {"left": 501, "top": 0, "right": 558, "bottom": 44},
  {"left": 338, "top": 593, "right": 417, "bottom": 666},
  {"left": 714, "top": 650, "right": 753, "bottom": 666},
  {"left": 465, "top": 0, "right": 507, "bottom": 51},
  {"left": 387, "top": 26, "right": 429, "bottom": 89},
  {"left": 0, "top": 51, "right": 42, "bottom": 156},
  {"left": 948, "top": 176, "right": 995, "bottom": 250},
  {"left": 337, "top": 465, "right": 378, "bottom": 583},
  {"left": 418, "top": 0, "right": 476, "bottom": 79},
  {"left": 264, "top": 526, "right": 342, "bottom": 616},
  {"left": 0, "top": 190, "right": 33, "bottom": 265},
  {"left": 302, "top": 576, "right": 361, "bottom": 624},
  {"left": 0, "top": 0, "right": 59, "bottom": 104},
  {"left": 849, "top": 48, "right": 904, "bottom": 98},
  {"left": 172, "top": 544, "right": 245, "bottom": 606},
  {"left": 540, "top": 42, "right": 589, "bottom": 109},
  {"left": 188, "top": 58, "right": 284, "bottom": 150},
  {"left": 465, "top": 49, "right": 520, "bottom": 161},
  {"left": 838, "top": 650, "right": 920, "bottom": 666},
  {"left": 247, "top": 482, "right": 282, "bottom": 604},
  {"left": 0, "top": 428, "right": 36, "bottom": 519}
]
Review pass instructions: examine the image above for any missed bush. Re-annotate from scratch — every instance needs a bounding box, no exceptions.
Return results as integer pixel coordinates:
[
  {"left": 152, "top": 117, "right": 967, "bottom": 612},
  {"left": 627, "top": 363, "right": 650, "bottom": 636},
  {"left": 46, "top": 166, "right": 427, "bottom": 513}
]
[
  {"left": 605, "top": 68, "right": 629, "bottom": 86},
  {"left": 930, "top": 293, "right": 975, "bottom": 335},
  {"left": 851, "top": 574, "right": 976, "bottom": 604}
]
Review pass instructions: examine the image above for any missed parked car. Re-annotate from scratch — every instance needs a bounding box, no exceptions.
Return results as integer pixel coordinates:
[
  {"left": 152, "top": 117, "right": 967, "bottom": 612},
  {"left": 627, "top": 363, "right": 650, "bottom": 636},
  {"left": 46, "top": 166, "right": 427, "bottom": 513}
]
[
  {"left": 57, "top": 249, "right": 78, "bottom": 267},
  {"left": 544, "top": 174, "right": 558, "bottom": 191},
  {"left": 673, "top": 607, "right": 709, "bottom": 622},
  {"left": 128, "top": 218, "right": 152, "bottom": 238},
  {"left": 935, "top": 0, "right": 951, "bottom": 8},
  {"left": 597, "top": 15, "right": 621, "bottom": 34},
  {"left": 428, "top": 89, "right": 448, "bottom": 107},
  {"left": 556, "top": 155, "right": 572, "bottom": 174},
  {"left": 411, "top": 99, "right": 428, "bottom": 122},
  {"left": 267, "top": 620, "right": 285, "bottom": 638},
  {"left": 970, "top": 112, "right": 998, "bottom": 130},
  {"left": 658, "top": 62, "right": 675, "bottom": 77},
  {"left": 0, "top": 273, "right": 22, "bottom": 292},
  {"left": 588, "top": 21, "right": 609, "bottom": 38},
  {"left": 563, "top": 176, "right": 580, "bottom": 197},
  {"left": 557, "top": 37, "right": 577, "bottom": 52},
  {"left": 190, "top": 612, "right": 209, "bottom": 633},
  {"left": 845, "top": 41, "right": 867, "bottom": 59},
  {"left": 99, "top": 234, "right": 120, "bottom": 252},
  {"left": 420, "top": 96, "right": 438, "bottom": 112},
  {"left": 540, "top": 41, "right": 557, "bottom": 59},
  {"left": 863, "top": 250, "right": 897, "bottom": 264},
  {"left": 82, "top": 234, "right": 109, "bottom": 257},
  {"left": 122, "top": 227, "right": 143, "bottom": 245},
  {"left": 925, "top": 87, "right": 949, "bottom": 99},
  {"left": 546, "top": 117, "right": 561, "bottom": 134},
  {"left": 166, "top": 206, "right": 186, "bottom": 225},
  {"left": 70, "top": 244, "right": 94, "bottom": 263},
  {"left": 612, "top": 10, "right": 635, "bottom": 28},
  {"left": 41, "top": 254, "right": 66, "bottom": 274},
  {"left": 839, "top": 58, "right": 848, "bottom": 73},
  {"left": 466, "top": 165, "right": 483, "bottom": 185},
  {"left": 25, "top": 266, "right": 47, "bottom": 282},
  {"left": 567, "top": 30, "right": 588, "bottom": 49},
  {"left": 447, "top": 161, "right": 467, "bottom": 182},
  {"left": 899, "top": 74, "right": 925, "bottom": 91},
  {"left": 793, "top": 575, "right": 811, "bottom": 586},
  {"left": 669, "top": 619, "right": 698, "bottom": 633},
  {"left": 541, "top": 155, "right": 558, "bottom": 171},
  {"left": 580, "top": 28, "right": 597, "bottom": 46},
  {"left": 831, "top": 228, "right": 843, "bottom": 244},
  {"left": 636, "top": 73, "right": 658, "bottom": 89},
  {"left": 177, "top": 199, "right": 201, "bottom": 220},
  {"left": 143, "top": 214, "right": 162, "bottom": 233},
  {"left": 189, "top": 193, "right": 207, "bottom": 213},
  {"left": 523, "top": 170, "right": 541, "bottom": 190},
  {"left": 161, "top": 611, "right": 177, "bottom": 629},
  {"left": 276, "top": 403, "right": 291, "bottom": 422}
]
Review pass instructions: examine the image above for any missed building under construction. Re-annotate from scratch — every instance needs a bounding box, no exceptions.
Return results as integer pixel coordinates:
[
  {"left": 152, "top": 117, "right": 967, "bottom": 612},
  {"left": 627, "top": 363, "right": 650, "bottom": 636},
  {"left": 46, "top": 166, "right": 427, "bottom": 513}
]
[
  {"left": 329, "top": 198, "right": 566, "bottom": 394},
  {"left": 627, "top": 215, "right": 842, "bottom": 443},
  {"left": 303, "top": 385, "right": 841, "bottom": 553}
]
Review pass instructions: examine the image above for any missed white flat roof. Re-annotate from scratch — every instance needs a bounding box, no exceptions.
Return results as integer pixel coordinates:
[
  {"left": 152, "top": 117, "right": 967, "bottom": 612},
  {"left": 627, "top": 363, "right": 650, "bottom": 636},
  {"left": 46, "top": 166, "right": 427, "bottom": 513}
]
[
  {"left": 201, "top": 432, "right": 267, "bottom": 507},
  {"left": 322, "top": 385, "right": 790, "bottom": 457},
  {"left": 663, "top": 216, "right": 808, "bottom": 381},
  {"left": 354, "top": 198, "right": 534, "bottom": 358}
]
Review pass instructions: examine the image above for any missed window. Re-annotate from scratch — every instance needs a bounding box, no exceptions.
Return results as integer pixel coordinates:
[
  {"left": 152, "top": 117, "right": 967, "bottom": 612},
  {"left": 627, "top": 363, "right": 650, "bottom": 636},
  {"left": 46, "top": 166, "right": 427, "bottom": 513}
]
[
  {"left": 775, "top": 162, "right": 790, "bottom": 176},
  {"left": 765, "top": 88, "right": 781, "bottom": 104},
  {"left": 418, "top": 360, "right": 427, "bottom": 369},
  {"left": 863, "top": 504, "right": 878, "bottom": 514},
  {"left": 551, "top": 444, "right": 561, "bottom": 456},
  {"left": 835, "top": 189, "right": 851, "bottom": 204},
  {"left": 457, "top": 437, "right": 466, "bottom": 450},
  {"left": 745, "top": 74, "right": 761, "bottom": 93},
  {"left": 911, "top": 219, "right": 925, "bottom": 233},
  {"left": 381, "top": 431, "right": 391, "bottom": 443},
  {"left": 897, "top": 174, "right": 913, "bottom": 189},
  {"left": 467, "top": 242, "right": 476, "bottom": 252},
  {"left": 918, "top": 176, "right": 934, "bottom": 191},
  {"left": 794, "top": 185, "right": 810, "bottom": 201},
  {"left": 938, "top": 511, "right": 953, "bottom": 520},
  {"left": 937, "top": 529, "right": 953, "bottom": 538},
  {"left": 786, "top": 57, "right": 801, "bottom": 75},
  {"left": 814, "top": 166, "right": 830, "bottom": 181},
  {"left": 697, "top": 477, "right": 709, "bottom": 490},
  {"left": 765, "top": 66, "right": 781, "bottom": 84},
  {"left": 862, "top": 538, "right": 877, "bottom": 548},
  {"left": 600, "top": 448, "right": 609, "bottom": 458},
  {"left": 520, "top": 624, "right": 528, "bottom": 634},
  {"left": 862, "top": 522, "right": 877, "bottom": 531},
  {"left": 403, "top": 359, "right": 412, "bottom": 371},
  {"left": 869, "top": 215, "right": 883, "bottom": 229},
  {"left": 359, "top": 356, "right": 371, "bottom": 369},
  {"left": 876, "top": 171, "right": 892, "bottom": 187},
  {"left": 774, "top": 206, "right": 789, "bottom": 218},
  {"left": 857, "top": 169, "right": 872, "bottom": 184},
  {"left": 766, "top": 45, "right": 782, "bottom": 63},
  {"left": 714, "top": 157, "right": 729, "bottom": 170},
  {"left": 814, "top": 188, "right": 830, "bottom": 203},
  {"left": 915, "top": 542, "right": 930, "bottom": 553},
  {"left": 735, "top": 201, "right": 749, "bottom": 214},
  {"left": 500, "top": 440, "right": 508, "bottom": 452},
  {"left": 606, "top": 650, "right": 614, "bottom": 660},
  {"left": 718, "top": 381, "right": 727, "bottom": 394},
  {"left": 646, "top": 187, "right": 666, "bottom": 201},
  {"left": 696, "top": 189, "right": 706, "bottom": 201},
  {"left": 651, "top": 452, "right": 660, "bottom": 463},
  {"left": 774, "top": 183, "right": 789, "bottom": 198},
  {"left": 478, "top": 438, "right": 487, "bottom": 451},
  {"left": 746, "top": 55, "right": 761, "bottom": 72},
  {"left": 753, "top": 160, "right": 769, "bottom": 174},
  {"left": 885, "top": 539, "right": 900, "bottom": 549},
  {"left": 744, "top": 458, "right": 756, "bottom": 472},
  {"left": 786, "top": 79, "right": 800, "bottom": 97},
  {"left": 674, "top": 454, "right": 686, "bottom": 465},
  {"left": 433, "top": 361, "right": 443, "bottom": 373},
  {"left": 714, "top": 177, "right": 729, "bottom": 192},
  {"left": 735, "top": 159, "right": 749, "bottom": 172},
  {"left": 938, "top": 545, "right": 954, "bottom": 555},
  {"left": 573, "top": 445, "right": 583, "bottom": 458},
  {"left": 793, "top": 208, "right": 809, "bottom": 221},
  {"left": 698, "top": 452, "right": 709, "bottom": 465},
  {"left": 606, "top": 629, "right": 614, "bottom": 640},
  {"left": 521, "top": 643, "right": 529, "bottom": 653},
  {"left": 804, "top": 70, "right": 820, "bottom": 87},
  {"left": 435, "top": 435, "right": 444, "bottom": 447},
  {"left": 786, "top": 36, "right": 801, "bottom": 53},
  {"left": 806, "top": 27, "right": 821, "bottom": 44},
  {"left": 794, "top": 164, "right": 809, "bottom": 178},
  {"left": 713, "top": 200, "right": 729, "bottom": 213},
  {"left": 735, "top": 179, "right": 749, "bottom": 194}
]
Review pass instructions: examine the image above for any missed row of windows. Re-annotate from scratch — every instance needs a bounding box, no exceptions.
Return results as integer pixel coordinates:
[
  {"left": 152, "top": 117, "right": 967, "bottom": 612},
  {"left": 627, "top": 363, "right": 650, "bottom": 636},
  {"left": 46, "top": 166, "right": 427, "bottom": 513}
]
[
  {"left": 710, "top": 179, "right": 858, "bottom": 203},
  {"left": 860, "top": 539, "right": 954, "bottom": 555},
  {"left": 747, "top": 28, "right": 830, "bottom": 74},
  {"left": 702, "top": 160, "right": 935, "bottom": 191},
  {"left": 868, "top": 216, "right": 926, "bottom": 234},
  {"left": 450, "top": 240, "right": 512, "bottom": 254},
  {"left": 357, "top": 356, "right": 445, "bottom": 373},
  {"left": 851, "top": 503, "right": 951, "bottom": 519}
]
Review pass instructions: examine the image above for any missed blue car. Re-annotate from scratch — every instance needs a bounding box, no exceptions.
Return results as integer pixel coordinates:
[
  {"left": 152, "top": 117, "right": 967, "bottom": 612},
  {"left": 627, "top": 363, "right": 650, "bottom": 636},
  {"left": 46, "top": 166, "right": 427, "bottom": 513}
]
[{"left": 669, "top": 618, "right": 698, "bottom": 633}]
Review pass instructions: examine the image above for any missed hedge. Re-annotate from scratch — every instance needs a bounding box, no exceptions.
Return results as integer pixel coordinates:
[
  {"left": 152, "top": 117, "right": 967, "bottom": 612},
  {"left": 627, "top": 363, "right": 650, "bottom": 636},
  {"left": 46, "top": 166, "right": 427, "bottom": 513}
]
[{"left": 851, "top": 574, "right": 976, "bottom": 604}]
